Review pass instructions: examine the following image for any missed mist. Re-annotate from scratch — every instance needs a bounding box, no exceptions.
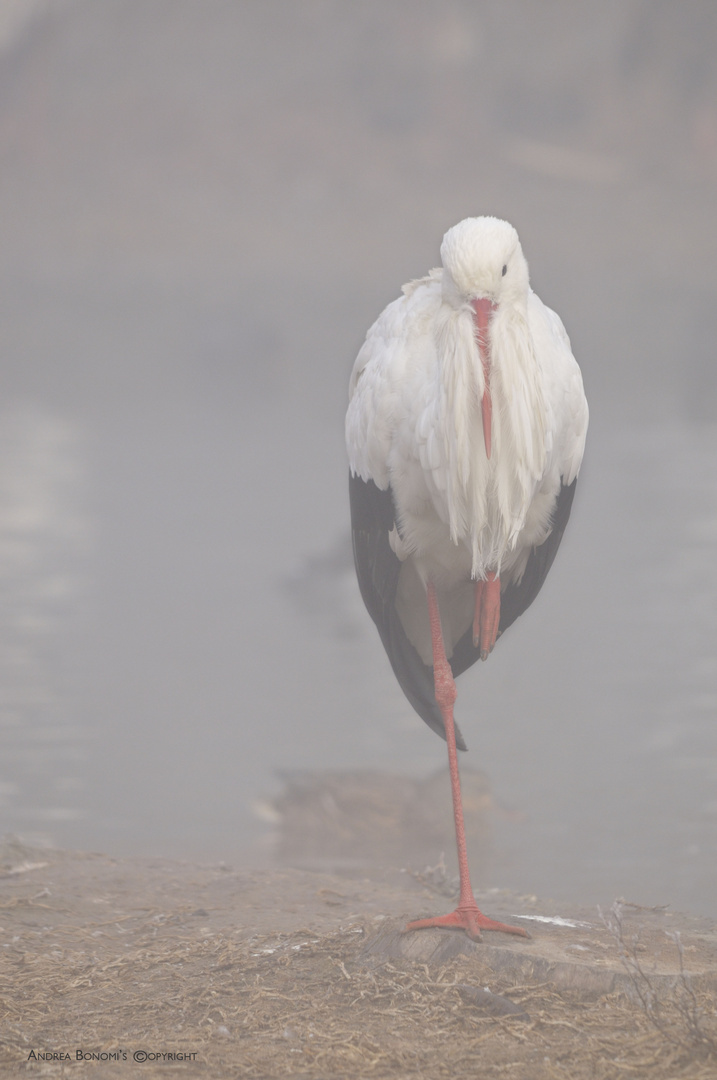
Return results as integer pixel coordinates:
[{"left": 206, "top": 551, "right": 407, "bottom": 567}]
[{"left": 1, "top": 0, "right": 716, "bottom": 919}]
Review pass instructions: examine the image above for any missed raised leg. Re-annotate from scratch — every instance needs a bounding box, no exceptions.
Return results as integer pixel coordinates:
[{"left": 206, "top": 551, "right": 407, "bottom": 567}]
[
  {"left": 405, "top": 581, "right": 528, "bottom": 942},
  {"left": 473, "top": 571, "right": 501, "bottom": 660}
]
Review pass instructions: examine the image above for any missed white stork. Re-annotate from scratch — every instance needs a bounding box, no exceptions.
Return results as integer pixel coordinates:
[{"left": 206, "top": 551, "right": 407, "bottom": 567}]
[{"left": 346, "top": 217, "right": 588, "bottom": 940}]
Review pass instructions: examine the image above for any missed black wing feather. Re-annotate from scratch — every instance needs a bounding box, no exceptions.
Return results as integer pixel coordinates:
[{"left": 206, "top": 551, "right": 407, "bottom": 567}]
[
  {"left": 349, "top": 472, "right": 468, "bottom": 750},
  {"left": 350, "top": 472, "right": 578, "bottom": 747}
]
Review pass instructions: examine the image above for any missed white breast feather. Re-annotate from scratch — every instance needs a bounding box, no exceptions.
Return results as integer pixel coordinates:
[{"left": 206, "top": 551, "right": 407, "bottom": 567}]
[{"left": 346, "top": 237, "right": 587, "bottom": 585}]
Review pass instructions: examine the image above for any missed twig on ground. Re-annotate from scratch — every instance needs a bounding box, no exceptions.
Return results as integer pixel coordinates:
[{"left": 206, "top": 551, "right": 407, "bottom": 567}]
[{"left": 600, "top": 900, "right": 717, "bottom": 1058}]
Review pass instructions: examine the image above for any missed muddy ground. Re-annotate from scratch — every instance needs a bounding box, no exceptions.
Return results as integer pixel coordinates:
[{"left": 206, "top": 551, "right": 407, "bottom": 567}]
[{"left": 2, "top": 839, "right": 717, "bottom": 1079}]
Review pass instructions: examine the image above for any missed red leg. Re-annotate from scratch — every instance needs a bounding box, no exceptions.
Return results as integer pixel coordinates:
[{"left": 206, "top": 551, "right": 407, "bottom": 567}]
[
  {"left": 473, "top": 571, "right": 501, "bottom": 660},
  {"left": 405, "top": 582, "right": 528, "bottom": 942}
]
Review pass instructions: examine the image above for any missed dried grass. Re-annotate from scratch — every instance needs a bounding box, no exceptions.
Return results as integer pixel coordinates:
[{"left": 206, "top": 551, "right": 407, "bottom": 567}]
[
  {"left": 600, "top": 901, "right": 717, "bottom": 1058},
  {"left": 3, "top": 918, "right": 717, "bottom": 1079}
]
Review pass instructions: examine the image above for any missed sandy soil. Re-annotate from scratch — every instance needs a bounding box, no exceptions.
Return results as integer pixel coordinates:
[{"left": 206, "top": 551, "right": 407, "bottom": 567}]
[{"left": 2, "top": 840, "right": 717, "bottom": 1079}]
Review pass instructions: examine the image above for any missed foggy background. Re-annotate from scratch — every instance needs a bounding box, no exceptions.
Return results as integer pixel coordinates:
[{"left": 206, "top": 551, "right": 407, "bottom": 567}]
[{"left": 1, "top": 0, "right": 716, "bottom": 917}]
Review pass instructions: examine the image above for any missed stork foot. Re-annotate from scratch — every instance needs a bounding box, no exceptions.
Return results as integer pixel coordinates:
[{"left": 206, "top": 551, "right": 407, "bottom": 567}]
[
  {"left": 473, "top": 572, "right": 501, "bottom": 660},
  {"left": 405, "top": 901, "right": 529, "bottom": 942}
]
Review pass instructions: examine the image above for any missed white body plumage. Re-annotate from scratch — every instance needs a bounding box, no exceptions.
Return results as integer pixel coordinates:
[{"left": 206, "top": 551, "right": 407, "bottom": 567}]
[{"left": 346, "top": 217, "right": 588, "bottom": 664}]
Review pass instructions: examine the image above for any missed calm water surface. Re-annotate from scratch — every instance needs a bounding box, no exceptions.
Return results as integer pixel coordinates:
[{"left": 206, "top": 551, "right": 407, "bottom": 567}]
[{"left": 2, "top": 389, "right": 716, "bottom": 920}]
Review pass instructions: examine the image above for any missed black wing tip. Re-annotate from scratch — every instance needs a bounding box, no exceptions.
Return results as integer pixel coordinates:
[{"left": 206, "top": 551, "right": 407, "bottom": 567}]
[
  {"left": 421, "top": 706, "right": 468, "bottom": 751},
  {"left": 349, "top": 471, "right": 471, "bottom": 752}
]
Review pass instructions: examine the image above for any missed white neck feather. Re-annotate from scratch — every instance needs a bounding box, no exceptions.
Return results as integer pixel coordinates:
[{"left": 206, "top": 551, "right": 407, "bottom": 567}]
[{"left": 437, "top": 302, "right": 547, "bottom": 578}]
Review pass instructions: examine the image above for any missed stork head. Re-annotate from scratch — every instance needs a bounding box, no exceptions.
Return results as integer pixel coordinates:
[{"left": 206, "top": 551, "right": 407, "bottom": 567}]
[
  {"left": 440, "top": 217, "right": 529, "bottom": 459},
  {"left": 440, "top": 216, "right": 527, "bottom": 302}
]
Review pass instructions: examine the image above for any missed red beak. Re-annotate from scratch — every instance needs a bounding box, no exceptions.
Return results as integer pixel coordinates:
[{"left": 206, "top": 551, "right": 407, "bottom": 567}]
[{"left": 471, "top": 298, "right": 497, "bottom": 459}]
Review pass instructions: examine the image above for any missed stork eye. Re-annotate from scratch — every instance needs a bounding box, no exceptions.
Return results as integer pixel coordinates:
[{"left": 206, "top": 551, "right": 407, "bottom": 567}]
[{"left": 501, "top": 264, "right": 507, "bottom": 277}]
